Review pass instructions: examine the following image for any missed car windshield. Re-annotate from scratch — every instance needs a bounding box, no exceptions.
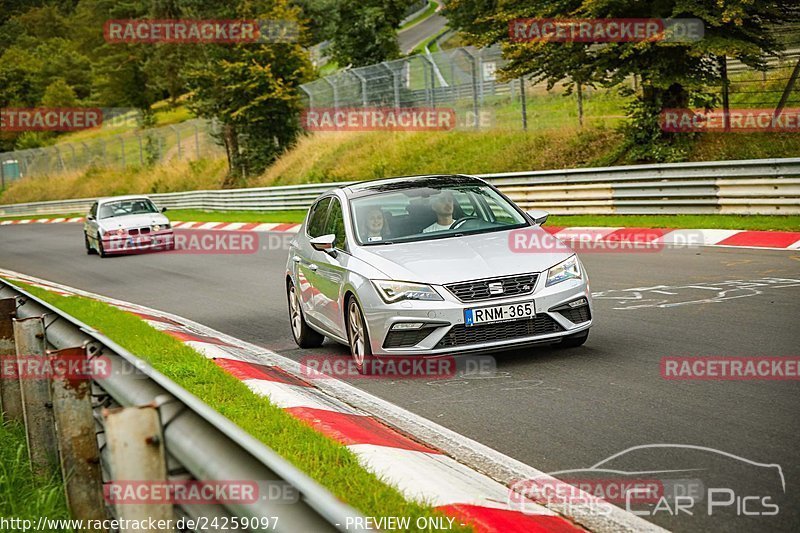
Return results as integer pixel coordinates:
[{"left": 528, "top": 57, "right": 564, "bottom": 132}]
[
  {"left": 99, "top": 199, "right": 158, "bottom": 219},
  {"left": 350, "top": 183, "right": 528, "bottom": 245}
]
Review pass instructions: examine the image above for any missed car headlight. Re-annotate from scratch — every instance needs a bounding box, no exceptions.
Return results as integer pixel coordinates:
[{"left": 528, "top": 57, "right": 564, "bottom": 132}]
[
  {"left": 152, "top": 223, "right": 170, "bottom": 231},
  {"left": 546, "top": 255, "right": 581, "bottom": 287},
  {"left": 373, "top": 280, "right": 444, "bottom": 303},
  {"left": 106, "top": 228, "right": 125, "bottom": 237}
]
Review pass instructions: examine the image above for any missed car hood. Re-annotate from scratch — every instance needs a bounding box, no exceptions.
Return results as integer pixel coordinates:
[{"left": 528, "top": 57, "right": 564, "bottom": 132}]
[
  {"left": 98, "top": 213, "right": 169, "bottom": 230},
  {"left": 352, "top": 227, "right": 574, "bottom": 285}
]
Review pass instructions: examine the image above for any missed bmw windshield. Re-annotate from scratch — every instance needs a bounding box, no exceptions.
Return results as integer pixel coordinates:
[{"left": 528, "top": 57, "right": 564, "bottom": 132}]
[
  {"left": 350, "top": 182, "right": 529, "bottom": 245},
  {"left": 99, "top": 198, "right": 159, "bottom": 219}
]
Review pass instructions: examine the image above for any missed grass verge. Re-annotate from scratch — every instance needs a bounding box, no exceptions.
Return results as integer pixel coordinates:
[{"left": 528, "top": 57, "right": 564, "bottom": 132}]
[
  {"left": 7, "top": 279, "right": 472, "bottom": 533},
  {"left": 0, "top": 420, "right": 71, "bottom": 524}
]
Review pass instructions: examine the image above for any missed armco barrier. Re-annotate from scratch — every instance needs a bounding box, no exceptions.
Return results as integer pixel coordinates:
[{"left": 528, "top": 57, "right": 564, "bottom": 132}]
[
  {"left": 0, "top": 279, "right": 367, "bottom": 532},
  {"left": 0, "top": 158, "right": 798, "bottom": 217}
]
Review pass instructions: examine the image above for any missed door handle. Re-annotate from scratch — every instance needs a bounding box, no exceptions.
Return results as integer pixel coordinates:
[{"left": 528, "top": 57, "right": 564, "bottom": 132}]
[{"left": 308, "top": 264, "right": 318, "bottom": 272}]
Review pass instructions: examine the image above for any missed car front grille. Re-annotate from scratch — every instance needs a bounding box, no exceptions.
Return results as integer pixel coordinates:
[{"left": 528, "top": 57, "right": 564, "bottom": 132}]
[
  {"left": 444, "top": 273, "right": 539, "bottom": 303},
  {"left": 557, "top": 305, "right": 591, "bottom": 324},
  {"left": 434, "top": 315, "right": 564, "bottom": 349},
  {"left": 383, "top": 327, "right": 437, "bottom": 349},
  {"left": 127, "top": 227, "right": 152, "bottom": 236}
]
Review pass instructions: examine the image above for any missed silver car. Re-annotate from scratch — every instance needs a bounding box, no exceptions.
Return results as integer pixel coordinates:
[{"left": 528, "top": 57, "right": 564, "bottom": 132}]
[
  {"left": 285, "top": 175, "right": 593, "bottom": 373},
  {"left": 84, "top": 195, "right": 174, "bottom": 257}
]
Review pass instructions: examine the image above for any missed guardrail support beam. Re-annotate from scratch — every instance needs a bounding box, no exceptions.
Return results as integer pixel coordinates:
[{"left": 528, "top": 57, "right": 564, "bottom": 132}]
[
  {"left": 49, "top": 345, "right": 106, "bottom": 525},
  {"left": 14, "top": 316, "right": 59, "bottom": 475},
  {"left": 104, "top": 405, "right": 172, "bottom": 532},
  {"left": 0, "top": 298, "right": 23, "bottom": 422}
]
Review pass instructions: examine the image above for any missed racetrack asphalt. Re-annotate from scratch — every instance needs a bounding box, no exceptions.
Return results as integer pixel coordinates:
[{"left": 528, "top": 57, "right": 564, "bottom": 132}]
[{"left": 1, "top": 222, "right": 798, "bottom": 532}]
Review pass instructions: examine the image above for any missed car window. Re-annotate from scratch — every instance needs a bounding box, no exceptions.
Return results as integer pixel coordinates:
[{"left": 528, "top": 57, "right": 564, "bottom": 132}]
[
  {"left": 98, "top": 198, "right": 158, "bottom": 219},
  {"left": 90, "top": 202, "right": 98, "bottom": 218},
  {"left": 350, "top": 183, "right": 528, "bottom": 245},
  {"left": 324, "top": 197, "right": 347, "bottom": 250},
  {"left": 306, "top": 197, "right": 332, "bottom": 238}
]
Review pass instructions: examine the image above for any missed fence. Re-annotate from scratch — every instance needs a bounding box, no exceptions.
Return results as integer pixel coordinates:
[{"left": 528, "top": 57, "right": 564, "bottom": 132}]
[
  {"left": 0, "top": 279, "right": 366, "bottom": 532},
  {"left": 0, "top": 118, "right": 223, "bottom": 185},
  {"left": 1, "top": 158, "right": 797, "bottom": 216}
]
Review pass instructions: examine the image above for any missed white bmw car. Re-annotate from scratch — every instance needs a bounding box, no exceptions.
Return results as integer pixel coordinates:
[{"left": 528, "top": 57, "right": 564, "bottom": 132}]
[
  {"left": 286, "top": 175, "right": 593, "bottom": 373},
  {"left": 84, "top": 195, "right": 174, "bottom": 257}
]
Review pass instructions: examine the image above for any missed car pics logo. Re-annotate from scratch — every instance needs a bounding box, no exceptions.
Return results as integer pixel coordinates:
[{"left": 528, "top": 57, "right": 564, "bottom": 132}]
[
  {"left": 509, "top": 18, "right": 704, "bottom": 43},
  {"left": 301, "top": 107, "right": 457, "bottom": 132},
  {"left": 508, "top": 444, "right": 785, "bottom": 518}
]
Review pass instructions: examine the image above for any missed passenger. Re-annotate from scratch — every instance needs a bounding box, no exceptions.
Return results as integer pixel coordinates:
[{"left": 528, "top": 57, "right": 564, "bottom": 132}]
[
  {"left": 422, "top": 191, "right": 455, "bottom": 233},
  {"left": 363, "top": 206, "right": 389, "bottom": 241}
]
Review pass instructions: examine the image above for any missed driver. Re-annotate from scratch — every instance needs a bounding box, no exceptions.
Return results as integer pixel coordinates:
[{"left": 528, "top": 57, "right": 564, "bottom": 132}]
[{"left": 422, "top": 190, "right": 455, "bottom": 233}]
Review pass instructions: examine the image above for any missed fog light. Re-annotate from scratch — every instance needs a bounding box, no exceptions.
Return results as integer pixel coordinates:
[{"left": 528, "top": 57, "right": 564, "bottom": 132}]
[
  {"left": 391, "top": 322, "right": 424, "bottom": 330},
  {"left": 568, "top": 298, "right": 588, "bottom": 308}
]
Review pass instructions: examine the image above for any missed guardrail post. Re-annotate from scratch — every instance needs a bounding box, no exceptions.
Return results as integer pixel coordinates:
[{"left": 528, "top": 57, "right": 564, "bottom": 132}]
[
  {"left": 104, "top": 405, "right": 172, "bottom": 531},
  {"left": 13, "top": 316, "right": 59, "bottom": 475},
  {"left": 49, "top": 345, "right": 106, "bottom": 524},
  {"left": 0, "top": 298, "right": 23, "bottom": 422}
]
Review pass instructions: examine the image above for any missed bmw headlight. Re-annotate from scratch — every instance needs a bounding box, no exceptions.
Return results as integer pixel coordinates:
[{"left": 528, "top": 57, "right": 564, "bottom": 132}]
[
  {"left": 152, "top": 223, "right": 170, "bottom": 231},
  {"left": 546, "top": 255, "right": 581, "bottom": 287},
  {"left": 373, "top": 280, "right": 444, "bottom": 303}
]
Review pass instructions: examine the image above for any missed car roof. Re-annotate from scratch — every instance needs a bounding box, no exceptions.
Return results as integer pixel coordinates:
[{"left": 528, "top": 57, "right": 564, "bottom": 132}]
[
  {"left": 96, "top": 195, "right": 153, "bottom": 204},
  {"left": 343, "top": 174, "right": 486, "bottom": 198}
]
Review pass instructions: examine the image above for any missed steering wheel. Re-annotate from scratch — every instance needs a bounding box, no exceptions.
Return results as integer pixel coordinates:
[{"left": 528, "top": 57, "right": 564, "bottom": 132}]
[{"left": 450, "top": 216, "right": 479, "bottom": 230}]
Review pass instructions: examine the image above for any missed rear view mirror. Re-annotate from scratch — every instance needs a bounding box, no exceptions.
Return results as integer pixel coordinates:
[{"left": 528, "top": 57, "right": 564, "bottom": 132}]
[
  {"left": 86, "top": 215, "right": 95, "bottom": 221},
  {"left": 160, "top": 207, "right": 168, "bottom": 213}
]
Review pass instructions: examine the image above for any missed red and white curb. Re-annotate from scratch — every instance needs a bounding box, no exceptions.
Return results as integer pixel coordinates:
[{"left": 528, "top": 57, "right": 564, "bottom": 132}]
[
  {"left": 2, "top": 216, "right": 797, "bottom": 248},
  {"left": 0, "top": 269, "right": 664, "bottom": 533}
]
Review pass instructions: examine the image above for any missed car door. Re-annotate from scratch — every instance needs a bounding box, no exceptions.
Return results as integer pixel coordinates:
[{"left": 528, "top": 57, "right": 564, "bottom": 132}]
[
  {"left": 314, "top": 196, "right": 349, "bottom": 337},
  {"left": 295, "top": 197, "right": 332, "bottom": 327}
]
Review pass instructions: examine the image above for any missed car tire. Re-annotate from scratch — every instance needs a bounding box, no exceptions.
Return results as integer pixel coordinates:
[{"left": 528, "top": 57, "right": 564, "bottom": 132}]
[
  {"left": 561, "top": 329, "right": 589, "bottom": 348},
  {"left": 346, "top": 296, "right": 375, "bottom": 375},
  {"left": 97, "top": 233, "right": 108, "bottom": 258},
  {"left": 84, "top": 232, "right": 96, "bottom": 255},
  {"left": 287, "top": 280, "right": 324, "bottom": 348}
]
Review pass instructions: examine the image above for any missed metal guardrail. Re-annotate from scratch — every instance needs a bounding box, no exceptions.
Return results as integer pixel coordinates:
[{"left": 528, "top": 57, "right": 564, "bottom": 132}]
[
  {"left": 0, "top": 158, "right": 798, "bottom": 217},
  {"left": 0, "top": 279, "right": 366, "bottom": 532}
]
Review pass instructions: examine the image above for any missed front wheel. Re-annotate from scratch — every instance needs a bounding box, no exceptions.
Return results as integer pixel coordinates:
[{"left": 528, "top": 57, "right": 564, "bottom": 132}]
[
  {"left": 97, "top": 234, "right": 108, "bottom": 258},
  {"left": 561, "top": 329, "right": 589, "bottom": 348},
  {"left": 287, "top": 280, "right": 324, "bottom": 348},
  {"left": 84, "top": 232, "right": 96, "bottom": 255},
  {"left": 346, "top": 297, "right": 375, "bottom": 374}
]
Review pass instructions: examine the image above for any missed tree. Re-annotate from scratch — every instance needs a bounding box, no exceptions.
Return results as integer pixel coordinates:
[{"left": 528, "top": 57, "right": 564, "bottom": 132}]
[
  {"left": 41, "top": 78, "right": 79, "bottom": 107},
  {"left": 445, "top": 0, "right": 799, "bottom": 161},
  {"left": 185, "top": 1, "right": 313, "bottom": 185},
  {"left": 328, "top": 0, "right": 413, "bottom": 67}
]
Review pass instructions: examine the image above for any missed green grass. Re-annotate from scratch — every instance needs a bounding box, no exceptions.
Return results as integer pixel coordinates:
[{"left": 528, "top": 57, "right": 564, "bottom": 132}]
[
  {"left": 166, "top": 209, "right": 308, "bottom": 223},
  {"left": 547, "top": 215, "right": 800, "bottom": 232},
  {"left": 0, "top": 213, "right": 84, "bottom": 221},
  {"left": 400, "top": 1, "right": 438, "bottom": 31},
  {"left": 8, "top": 280, "right": 472, "bottom": 533},
  {"left": 0, "top": 421, "right": 71, "bottom": 525}
]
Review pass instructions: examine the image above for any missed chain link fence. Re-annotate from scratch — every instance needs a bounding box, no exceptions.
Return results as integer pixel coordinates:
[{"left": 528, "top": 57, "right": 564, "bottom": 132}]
[{"left": 0, "top": 118, "right": 223, "bottom": 185}]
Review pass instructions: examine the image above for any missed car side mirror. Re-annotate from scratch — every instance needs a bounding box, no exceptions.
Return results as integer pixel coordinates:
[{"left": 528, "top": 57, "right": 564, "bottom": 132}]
[
  {"left": 160, "top": 207, "right": 168, "bottom": 213},
  {"left": 526, "top": 209, "right": 549, "bottom": 226},
  {"left": 310, "top": 234, "right": 337, "bottom": 255},
  {"left": 87, "top": 215, "right": 95, "bottom": 221}
]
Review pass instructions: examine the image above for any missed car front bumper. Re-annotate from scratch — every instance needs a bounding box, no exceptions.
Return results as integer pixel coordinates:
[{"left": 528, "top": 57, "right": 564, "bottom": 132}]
[
  {"left": 102, "top": 230, "right": 175, "bottom": 255},
  {"left": 359, "top": 274, "right": 592, "bottom": 357}
]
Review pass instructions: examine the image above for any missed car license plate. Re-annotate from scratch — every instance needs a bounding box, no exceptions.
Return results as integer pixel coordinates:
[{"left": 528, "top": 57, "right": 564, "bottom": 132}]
[{"left": 464, "top": 301, "right": 535, "bottom": 327}]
